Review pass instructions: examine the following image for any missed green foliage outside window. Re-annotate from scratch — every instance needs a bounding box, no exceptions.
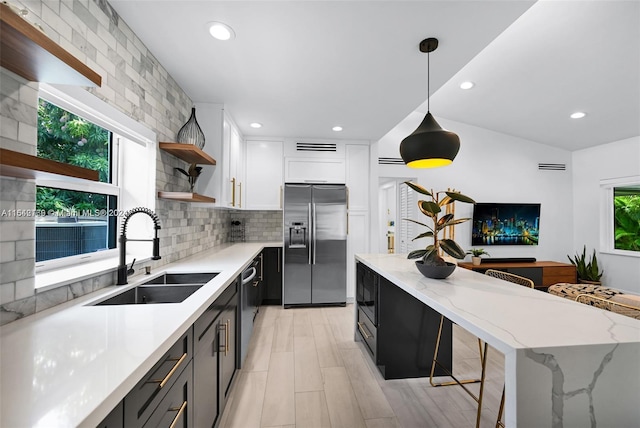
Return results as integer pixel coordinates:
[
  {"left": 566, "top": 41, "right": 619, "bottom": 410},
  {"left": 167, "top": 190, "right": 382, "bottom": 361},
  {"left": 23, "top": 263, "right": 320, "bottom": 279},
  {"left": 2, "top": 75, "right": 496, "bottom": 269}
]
[
  {"left": 36, "top": 99, "right": 112, "bottom": 214},
  {"left": 614, "top": 188, "right": 640, "bottom": 252}
]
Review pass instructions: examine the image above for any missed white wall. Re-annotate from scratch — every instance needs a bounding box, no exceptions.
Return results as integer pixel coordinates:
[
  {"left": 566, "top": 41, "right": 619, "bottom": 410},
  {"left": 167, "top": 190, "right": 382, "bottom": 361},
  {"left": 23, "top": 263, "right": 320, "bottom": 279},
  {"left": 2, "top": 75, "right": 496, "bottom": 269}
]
[
  {"left": 376, "top": 116, "right": 574, "bottom": 262},
  {"left": 572, "top": 137, "right": 640, "bottom": 294}
]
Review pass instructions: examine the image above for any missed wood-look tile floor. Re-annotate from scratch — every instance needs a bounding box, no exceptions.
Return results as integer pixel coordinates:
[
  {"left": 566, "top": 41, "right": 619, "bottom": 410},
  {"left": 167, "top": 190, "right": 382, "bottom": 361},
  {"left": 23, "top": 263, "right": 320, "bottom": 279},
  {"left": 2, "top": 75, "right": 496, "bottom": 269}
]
[{"left": 220, "top": 304, "right": 505, "bottom": 428}]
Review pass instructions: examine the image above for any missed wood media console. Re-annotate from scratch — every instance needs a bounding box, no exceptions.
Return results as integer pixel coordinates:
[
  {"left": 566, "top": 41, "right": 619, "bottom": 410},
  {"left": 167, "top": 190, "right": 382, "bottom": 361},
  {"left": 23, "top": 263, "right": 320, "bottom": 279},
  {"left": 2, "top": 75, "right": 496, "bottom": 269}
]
[{"left": 457, "top": 260, "right": 577, "bottom": 290}]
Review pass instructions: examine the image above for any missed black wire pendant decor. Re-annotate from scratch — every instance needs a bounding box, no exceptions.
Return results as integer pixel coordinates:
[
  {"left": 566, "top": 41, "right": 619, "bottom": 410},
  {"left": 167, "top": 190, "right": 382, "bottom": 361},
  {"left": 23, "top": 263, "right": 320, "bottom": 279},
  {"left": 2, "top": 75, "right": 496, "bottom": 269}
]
[{"left": 177, "top": 107, "right": 206, "bottom": 149}]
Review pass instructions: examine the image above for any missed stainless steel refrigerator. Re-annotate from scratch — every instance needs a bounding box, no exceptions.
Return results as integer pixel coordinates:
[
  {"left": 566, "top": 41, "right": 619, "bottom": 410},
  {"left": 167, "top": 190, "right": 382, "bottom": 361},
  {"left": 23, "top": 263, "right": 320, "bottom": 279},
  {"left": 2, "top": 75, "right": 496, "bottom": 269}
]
[{"left": 283, "top": 184, "right": 347, "bottom": 306}]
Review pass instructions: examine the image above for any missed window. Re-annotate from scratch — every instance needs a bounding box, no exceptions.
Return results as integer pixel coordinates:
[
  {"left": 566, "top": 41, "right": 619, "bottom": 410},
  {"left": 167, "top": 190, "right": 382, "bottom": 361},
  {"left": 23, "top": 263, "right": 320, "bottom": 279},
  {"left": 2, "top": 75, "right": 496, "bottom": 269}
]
[
  {"left": 35, "top": 84, "right": 156, "bottom": 272},
  {"left": 600, "top": 176, "right": 640, "bottom": 257},
  {"left": 613, "top": 186, "right": 640, "bottom": 252},
  {"left": 36, "top": 100, "right": 119, "bottom": 263}
]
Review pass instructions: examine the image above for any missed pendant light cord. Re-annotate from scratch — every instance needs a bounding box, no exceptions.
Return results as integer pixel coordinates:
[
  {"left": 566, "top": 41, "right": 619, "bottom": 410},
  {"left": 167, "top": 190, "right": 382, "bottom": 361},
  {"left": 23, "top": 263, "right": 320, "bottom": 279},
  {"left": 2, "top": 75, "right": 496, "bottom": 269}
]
[{"left": 427, "top": 49, "right": 430, "bottom": 113}]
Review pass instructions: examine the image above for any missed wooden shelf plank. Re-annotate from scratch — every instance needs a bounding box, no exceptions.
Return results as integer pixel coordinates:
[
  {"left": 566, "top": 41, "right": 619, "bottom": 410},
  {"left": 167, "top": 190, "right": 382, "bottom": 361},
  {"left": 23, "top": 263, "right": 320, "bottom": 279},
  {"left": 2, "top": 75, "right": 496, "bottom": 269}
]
[
  {"left": 158, "top": 192, "right": 216, "bottom": 203},
  {"left": 159, "top": 142, "right": 216, "bottom": 165},
  {"left": 0, "top": 148, "right": 99, "bottom": 182},
  {"left": 0, "top": 3, "right": 101, "bottom": 86}
]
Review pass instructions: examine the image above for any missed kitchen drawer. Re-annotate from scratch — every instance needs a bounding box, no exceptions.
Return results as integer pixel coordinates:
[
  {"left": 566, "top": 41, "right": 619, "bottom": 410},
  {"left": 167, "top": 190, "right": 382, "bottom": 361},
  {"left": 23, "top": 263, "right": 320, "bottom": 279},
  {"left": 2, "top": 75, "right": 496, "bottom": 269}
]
[
  {"left": 194, "top": 279, "right": 238, "bottom": 343},
  {"left": 357, "top": 307, "right": 376, "bottom": 357},
  {"left": 124, "top": 330, "right": 192, "bottom": 428},
  {"left": 143, "top": 360, "right": 193, "bottom": 428}
]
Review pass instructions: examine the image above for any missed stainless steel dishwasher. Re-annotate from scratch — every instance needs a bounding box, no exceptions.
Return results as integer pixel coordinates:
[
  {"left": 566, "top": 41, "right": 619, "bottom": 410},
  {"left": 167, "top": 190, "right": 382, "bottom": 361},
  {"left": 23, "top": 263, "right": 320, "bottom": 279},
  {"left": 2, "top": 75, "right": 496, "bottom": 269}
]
[{"left": 239, "top": 255, "right": 261, "bottom": 366}]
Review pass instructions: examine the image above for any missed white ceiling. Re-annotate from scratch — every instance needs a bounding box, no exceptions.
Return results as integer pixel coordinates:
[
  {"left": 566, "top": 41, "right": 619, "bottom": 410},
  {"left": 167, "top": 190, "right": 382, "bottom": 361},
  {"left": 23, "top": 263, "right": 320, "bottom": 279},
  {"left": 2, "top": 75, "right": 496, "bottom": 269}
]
[{"left": 110, "top": 1, "right": 639, "bottom": 153}]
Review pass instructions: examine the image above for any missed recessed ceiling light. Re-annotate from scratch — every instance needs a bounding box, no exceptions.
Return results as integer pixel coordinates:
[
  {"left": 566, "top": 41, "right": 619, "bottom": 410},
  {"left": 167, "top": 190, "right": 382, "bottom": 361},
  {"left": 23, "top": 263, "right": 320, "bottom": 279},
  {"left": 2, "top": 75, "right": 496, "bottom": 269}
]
[
  {"left": 208, "top": 22, "right": 235, "bottom": 41},
  {"left": 250, "top": 122, "right": 262, "bottom": 129},
  {"left": 459, "top": 81, "right": 475, "bottom": 90},
  {"left": 332, "top": 126, "right": 343, "bottom": 132},
  {"left": 570, "top": 112, "right": 586, "bottom": 119}
]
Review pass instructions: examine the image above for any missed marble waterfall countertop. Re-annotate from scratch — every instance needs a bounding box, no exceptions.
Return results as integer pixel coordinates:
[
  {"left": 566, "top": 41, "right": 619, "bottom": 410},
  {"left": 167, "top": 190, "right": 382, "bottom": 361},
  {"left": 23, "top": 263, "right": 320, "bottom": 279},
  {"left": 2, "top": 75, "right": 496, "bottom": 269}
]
[
  {"left": 0, "top": 242, "right": 281, "bottom": 428},
  {"left": 356, "top": 253, "right": 640, "bottom": 427}
]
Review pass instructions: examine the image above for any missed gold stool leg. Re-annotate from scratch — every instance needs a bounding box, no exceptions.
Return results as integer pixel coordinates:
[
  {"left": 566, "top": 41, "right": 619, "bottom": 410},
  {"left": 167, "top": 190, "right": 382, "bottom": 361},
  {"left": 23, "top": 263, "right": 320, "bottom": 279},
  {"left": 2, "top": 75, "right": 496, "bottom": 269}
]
[
  {"left": 430, "top": 315, "right": 489, "bottom": 428},
  {"left": 430, "top": 315, "right": 483, "bottom": 387},
  {"left": 496, "top": 386, "right": 506, "bottom": 428}
]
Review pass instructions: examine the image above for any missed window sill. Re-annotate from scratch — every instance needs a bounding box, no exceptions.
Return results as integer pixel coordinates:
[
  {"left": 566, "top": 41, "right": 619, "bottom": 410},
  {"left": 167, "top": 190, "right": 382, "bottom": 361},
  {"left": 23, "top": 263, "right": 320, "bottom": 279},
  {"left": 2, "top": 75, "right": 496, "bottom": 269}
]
[
  {"left": 600, "top": 249, "right": 640, "bottom": 259},
  {"left": 35, "top": 256, "right": 144, "bottom": 293}
]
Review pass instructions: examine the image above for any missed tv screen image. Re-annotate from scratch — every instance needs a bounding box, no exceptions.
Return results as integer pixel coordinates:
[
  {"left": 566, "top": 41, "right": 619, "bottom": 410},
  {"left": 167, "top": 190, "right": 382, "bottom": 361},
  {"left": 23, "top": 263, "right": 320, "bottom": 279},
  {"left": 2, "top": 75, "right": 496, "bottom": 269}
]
[{"left": 471, "top": 203, "right": 540, "bottom": 246}]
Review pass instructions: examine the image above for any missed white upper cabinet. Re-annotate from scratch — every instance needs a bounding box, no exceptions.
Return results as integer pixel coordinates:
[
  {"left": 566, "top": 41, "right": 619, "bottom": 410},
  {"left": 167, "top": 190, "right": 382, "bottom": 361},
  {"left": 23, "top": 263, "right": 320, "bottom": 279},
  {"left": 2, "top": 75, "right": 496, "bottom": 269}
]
[
  {"left": 245, "top": 140, "right": 284, "bottom": 210},
  {"left": 283, "top": 141, "right": 346, "bottom": 184},
  {"left": 194, "top": 103, "right": 244, "bottom": 208},
  {"left": 345, "top": 144, "right": 369, "bottom": 211}
]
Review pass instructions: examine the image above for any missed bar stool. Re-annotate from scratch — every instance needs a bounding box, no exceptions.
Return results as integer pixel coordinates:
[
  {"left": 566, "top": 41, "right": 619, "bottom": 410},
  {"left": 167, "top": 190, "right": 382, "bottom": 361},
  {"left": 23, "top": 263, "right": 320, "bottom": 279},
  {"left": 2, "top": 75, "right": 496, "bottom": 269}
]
[
  {"left": 484, "top": 269, "right": 535, "bottom": 428},
  {"left": 430, "top": 306, "right": 489, "bottom": 427}
]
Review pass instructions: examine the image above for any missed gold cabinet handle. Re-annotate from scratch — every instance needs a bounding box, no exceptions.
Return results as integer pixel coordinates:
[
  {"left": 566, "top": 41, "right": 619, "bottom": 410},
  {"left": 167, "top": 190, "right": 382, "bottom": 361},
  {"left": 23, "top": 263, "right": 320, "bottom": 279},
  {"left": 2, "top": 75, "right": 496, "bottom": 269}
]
[
  {"left": 259, "top": 252, "right": 264, "bottom": 280},
  {"left": 168, "top": 401, "right": 187, "bottom": 428},
  {"left": 239, "top": 182, "right": 242, "bottom": 208},
  {"left": 279, "top": 185, "right": 283, "bottom": 209},
  {"left": 277, "top": 248, "right": 281, "bottom": 273},
  {"left": 357, "top": 321, "right": 371, "bottom": 339},
  {"left": 146, "top": 353, "right": 187, "bottom": 388},
  {"left": 231, "top": 177, "right": 236, "bottom": 206}
]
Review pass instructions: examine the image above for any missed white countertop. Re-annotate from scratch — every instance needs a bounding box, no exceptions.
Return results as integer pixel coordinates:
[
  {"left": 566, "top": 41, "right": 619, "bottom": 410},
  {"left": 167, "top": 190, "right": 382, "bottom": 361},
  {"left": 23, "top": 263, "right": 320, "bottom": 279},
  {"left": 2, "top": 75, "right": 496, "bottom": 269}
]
[
  {"left": 356, "top": 254, "right": 640, "bottom": 353},
  {"left": 0, "top": 242, "right": 281, "bottom": 428}
]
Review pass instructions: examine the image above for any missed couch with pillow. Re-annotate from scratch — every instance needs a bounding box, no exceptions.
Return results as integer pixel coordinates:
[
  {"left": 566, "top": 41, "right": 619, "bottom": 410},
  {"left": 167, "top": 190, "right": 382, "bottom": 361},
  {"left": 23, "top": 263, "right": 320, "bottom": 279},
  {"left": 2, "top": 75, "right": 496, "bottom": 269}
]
[{"left": 548, "top": 283, "right": 640, "bottom": 320}]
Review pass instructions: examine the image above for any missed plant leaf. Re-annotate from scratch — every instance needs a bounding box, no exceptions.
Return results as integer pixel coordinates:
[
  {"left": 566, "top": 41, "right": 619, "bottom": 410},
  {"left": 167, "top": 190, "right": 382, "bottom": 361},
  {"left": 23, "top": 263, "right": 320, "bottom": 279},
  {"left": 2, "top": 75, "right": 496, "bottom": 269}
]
[
  {"left": 419, "top": 201, "right": 441, "bottom": 217},
  {"left": 174, "top": 167, "right": 189, "bottom": 177},
  {"left": 411, "top": 231, "right": 434, "bottom": 241},
  {"left": 439, "top": 217, "right": 471, "bottom": 229},
  {"left": 440, "top": 239, "right": 466, "bottom": 259},
  {"left": 407, "top": 249, "right": 427, "bottom": 259},
  {"left": 404, "top": 181, "right": 432, "bottom": 197},
  {"left": 445, "top": 191, "right": 476, "bottom": 204},
  {"left": 403, "top": 218, "right": 430, "bottom": 229},
  {"left": 437, "top": 213, "right": 454, "bottom": 227}
]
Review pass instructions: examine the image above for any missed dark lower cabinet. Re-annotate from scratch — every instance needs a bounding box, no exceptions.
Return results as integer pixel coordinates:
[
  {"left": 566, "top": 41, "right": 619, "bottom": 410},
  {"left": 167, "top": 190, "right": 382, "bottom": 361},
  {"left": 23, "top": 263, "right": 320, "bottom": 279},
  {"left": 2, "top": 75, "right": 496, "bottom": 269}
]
[
  {"left": 355, "top": 262, "right": 452, "bottom": 380},
  {"left": 100, "top": 281, "right": 240, "bottom": 428},
  {"left": 96, "top": 401, "right": 123, "bottom": 428},
  {"left": 142, "top": 361, "right": 193, "bottom": 428},
  {"left": 124, "top": 330, "right": 193, "bottom": 428},
  {"left": 262, "top": 247, "right": 282, "bottom": 305},
  {"left": 193, "top": 280, "right": 238, "bottom": 428}
]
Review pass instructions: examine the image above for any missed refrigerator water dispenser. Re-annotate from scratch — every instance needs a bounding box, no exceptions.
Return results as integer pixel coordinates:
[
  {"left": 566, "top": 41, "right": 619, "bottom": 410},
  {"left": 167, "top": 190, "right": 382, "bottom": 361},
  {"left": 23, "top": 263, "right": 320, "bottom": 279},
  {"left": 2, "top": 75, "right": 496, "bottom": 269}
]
[{"left": 288, "top": 222, "right": 307, "bottom": 248}]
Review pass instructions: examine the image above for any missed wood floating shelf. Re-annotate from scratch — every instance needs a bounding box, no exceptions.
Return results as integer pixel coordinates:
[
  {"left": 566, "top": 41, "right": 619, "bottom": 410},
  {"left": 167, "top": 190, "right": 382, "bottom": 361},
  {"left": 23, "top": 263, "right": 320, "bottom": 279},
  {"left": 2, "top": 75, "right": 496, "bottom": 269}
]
[
  {"left": 158, "top": 192, "right": 216, "bottom": 203},
  {"left": 159, "top": 142, "right": 216, "bottom": 165},
  {"left": 0, "top": 148, "right": 99, "bottom": 182},
  {"left": 0, "top": 3, "right": 101, "bottom": 86}
]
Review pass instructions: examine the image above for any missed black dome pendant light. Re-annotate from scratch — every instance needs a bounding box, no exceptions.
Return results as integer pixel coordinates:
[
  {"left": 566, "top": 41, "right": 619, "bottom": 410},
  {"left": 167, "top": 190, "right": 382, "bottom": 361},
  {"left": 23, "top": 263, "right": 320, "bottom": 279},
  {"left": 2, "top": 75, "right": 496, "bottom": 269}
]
[{"left": 400, "top": 38, "right": 460, "bottom": 168}]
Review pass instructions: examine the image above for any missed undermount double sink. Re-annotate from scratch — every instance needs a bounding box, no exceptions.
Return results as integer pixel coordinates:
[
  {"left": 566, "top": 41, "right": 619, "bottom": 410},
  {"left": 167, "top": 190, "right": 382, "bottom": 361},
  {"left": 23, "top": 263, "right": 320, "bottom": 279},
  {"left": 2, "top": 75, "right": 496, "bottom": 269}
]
[{"left": 93, "top": 272, "right": 219, "bottom": 306}]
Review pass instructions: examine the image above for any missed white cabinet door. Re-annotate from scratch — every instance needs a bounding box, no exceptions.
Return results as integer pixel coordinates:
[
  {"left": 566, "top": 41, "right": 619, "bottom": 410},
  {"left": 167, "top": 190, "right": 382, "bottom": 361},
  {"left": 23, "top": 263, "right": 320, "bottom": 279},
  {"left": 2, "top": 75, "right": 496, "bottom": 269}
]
[
  {"left": 194, "top": 103, "right": 244, "bottom": 208},
  {"left": 245, "top": 140, "right": 283, "bottom": 210},
  {"left": 284, "top": 157, "right": 346, "bottom": 183},
  {"left": 346, "top": 144, "right": 369, "bottom": 211}
]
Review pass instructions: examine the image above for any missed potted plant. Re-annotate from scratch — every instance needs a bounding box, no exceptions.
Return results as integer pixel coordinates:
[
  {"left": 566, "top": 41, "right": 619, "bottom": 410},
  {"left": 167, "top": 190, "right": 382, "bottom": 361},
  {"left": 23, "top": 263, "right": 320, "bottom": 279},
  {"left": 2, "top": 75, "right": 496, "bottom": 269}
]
[
  {"left": 567, "top": 245, "right": 604, "bottom": 284},
  {"left": 467, "top": 248, "right": 490, "bottom": 266},
  {"left": 404, "top": 181, "right": 475, "bottom": 279},
  {"left": 175, "top": 163, "right": 202, "bottom": 192}
]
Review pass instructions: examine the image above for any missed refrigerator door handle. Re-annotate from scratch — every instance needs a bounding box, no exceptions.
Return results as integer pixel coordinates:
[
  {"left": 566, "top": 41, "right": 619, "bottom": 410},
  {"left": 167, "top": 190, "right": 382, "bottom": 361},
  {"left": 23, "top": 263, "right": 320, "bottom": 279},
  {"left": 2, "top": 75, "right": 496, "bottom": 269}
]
[
  {"left": 312, "top": 203, "right": 317, "bottom": 265},
  {"left": 308, "top": 202, "right": 312, "bottom": 265}
]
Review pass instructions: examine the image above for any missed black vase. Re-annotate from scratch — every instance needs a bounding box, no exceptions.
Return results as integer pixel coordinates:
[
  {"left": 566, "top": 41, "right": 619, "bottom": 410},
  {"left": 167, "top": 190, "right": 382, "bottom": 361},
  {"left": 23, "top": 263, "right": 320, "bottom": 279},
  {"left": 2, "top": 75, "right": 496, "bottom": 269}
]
[{"left": 177, "top": 107, "right": 205, "bottom": 149}]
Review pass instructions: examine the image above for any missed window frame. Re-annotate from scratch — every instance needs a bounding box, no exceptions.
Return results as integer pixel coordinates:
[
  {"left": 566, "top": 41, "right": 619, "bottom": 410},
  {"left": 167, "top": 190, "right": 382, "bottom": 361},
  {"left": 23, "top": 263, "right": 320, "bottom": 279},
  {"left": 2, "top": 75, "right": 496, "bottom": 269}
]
[
  {"left": 600, "top": 175, "right": 640, "bottom": 258},
  {"left": 35, "top": 84, "right": 156, "bottom": 274}
]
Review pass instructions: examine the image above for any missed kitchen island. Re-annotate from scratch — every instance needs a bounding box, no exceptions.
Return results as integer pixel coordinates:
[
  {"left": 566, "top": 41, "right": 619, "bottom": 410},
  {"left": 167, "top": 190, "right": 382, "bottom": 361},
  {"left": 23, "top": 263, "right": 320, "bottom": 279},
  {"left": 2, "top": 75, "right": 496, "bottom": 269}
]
[
  {"left": 355, "top": 253, "right": 640, "bottom": 428},
  {"left": 0, "top": 242, "right": 280, "bottom": 428}
]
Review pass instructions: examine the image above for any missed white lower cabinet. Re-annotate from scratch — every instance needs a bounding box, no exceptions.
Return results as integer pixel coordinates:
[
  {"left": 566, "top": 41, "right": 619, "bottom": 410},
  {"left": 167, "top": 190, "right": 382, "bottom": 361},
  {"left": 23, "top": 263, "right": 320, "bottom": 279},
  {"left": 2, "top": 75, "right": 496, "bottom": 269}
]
[{"left": 245, "top": 140, "right": 283, "bottom": 209}]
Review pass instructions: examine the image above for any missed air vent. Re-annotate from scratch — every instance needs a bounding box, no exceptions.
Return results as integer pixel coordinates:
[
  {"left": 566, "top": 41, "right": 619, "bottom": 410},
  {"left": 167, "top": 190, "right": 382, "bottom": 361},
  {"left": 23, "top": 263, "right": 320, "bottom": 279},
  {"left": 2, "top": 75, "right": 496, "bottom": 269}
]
[
  {"left": 538, "top": 163, "right": 566, "bottom": 171},
  {"left": 296, "top": 142, "right": 337, "bottom": 152},
  {"left": 378, "top": 157, "right": 405, "bottom": 165}
]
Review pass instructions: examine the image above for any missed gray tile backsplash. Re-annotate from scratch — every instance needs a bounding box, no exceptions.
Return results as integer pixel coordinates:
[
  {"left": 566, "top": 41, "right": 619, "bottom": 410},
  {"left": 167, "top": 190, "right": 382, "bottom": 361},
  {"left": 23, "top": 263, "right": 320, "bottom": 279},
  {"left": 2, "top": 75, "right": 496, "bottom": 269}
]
[{"left": 0, "top": 1, "right": 283, "bottom": 325}]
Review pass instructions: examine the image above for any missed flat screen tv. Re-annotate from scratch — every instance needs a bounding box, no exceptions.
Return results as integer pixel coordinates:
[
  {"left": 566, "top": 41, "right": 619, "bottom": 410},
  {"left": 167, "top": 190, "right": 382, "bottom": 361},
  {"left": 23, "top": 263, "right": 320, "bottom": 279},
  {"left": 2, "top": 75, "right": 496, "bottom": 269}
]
[{"left": 471, "top": 203, "right": 540, "bottom": 246}]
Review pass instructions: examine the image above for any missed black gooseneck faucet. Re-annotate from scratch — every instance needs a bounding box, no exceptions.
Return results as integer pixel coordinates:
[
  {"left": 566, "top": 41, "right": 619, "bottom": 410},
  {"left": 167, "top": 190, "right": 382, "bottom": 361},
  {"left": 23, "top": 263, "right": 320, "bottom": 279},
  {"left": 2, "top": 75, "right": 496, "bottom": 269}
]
[{"left": 117, "top": 207, "right": 161, "bottom": 285}]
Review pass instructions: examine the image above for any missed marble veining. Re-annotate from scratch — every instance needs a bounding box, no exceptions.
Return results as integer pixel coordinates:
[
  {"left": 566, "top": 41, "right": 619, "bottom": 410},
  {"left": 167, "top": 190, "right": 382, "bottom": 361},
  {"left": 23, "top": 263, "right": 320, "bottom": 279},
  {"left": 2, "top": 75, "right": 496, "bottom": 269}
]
[{"left": 524, "top": 345, "right": 618, "bottom": 428}]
